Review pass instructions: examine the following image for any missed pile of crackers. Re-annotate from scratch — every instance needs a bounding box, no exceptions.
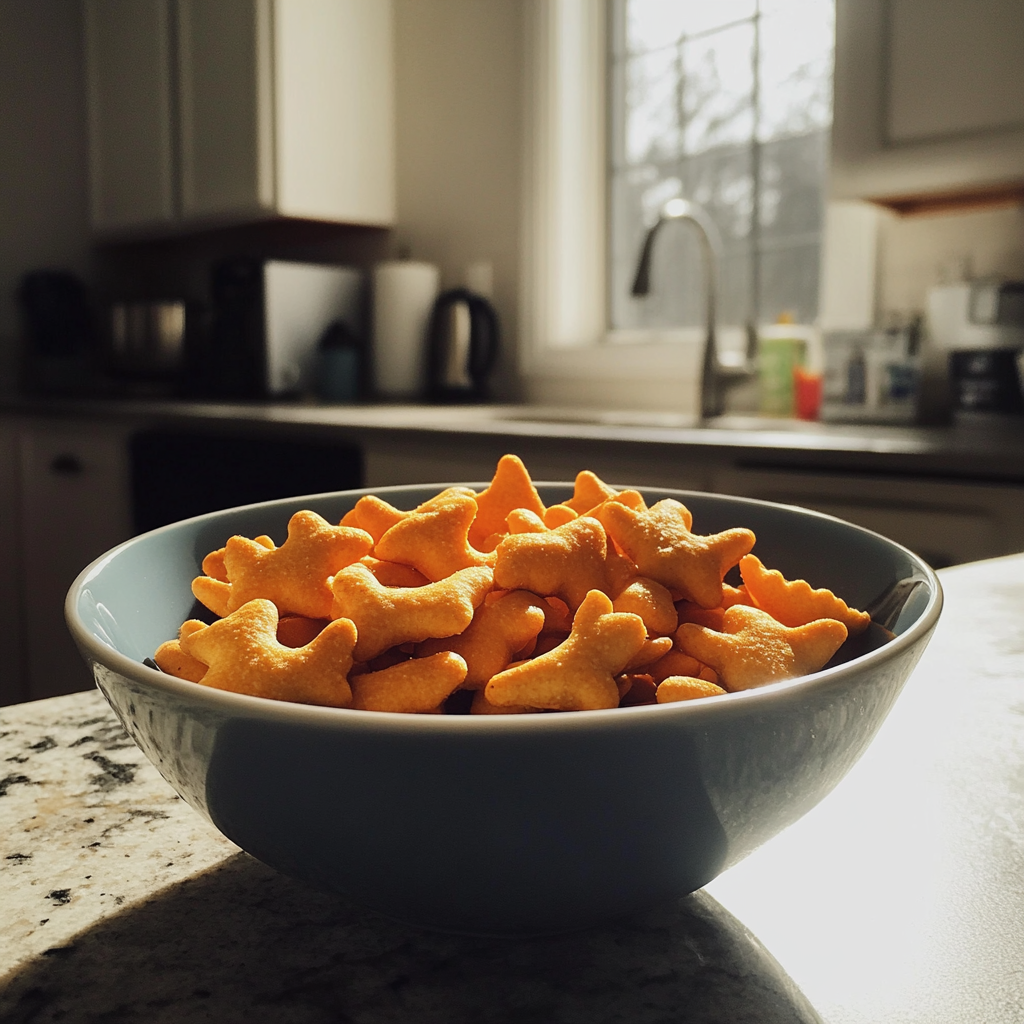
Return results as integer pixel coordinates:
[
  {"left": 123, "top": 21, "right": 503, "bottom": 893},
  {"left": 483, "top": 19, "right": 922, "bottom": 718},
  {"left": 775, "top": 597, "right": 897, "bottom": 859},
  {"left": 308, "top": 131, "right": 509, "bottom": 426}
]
[{"left": 153, "top": 455, "right": 869, "bottom": 714}]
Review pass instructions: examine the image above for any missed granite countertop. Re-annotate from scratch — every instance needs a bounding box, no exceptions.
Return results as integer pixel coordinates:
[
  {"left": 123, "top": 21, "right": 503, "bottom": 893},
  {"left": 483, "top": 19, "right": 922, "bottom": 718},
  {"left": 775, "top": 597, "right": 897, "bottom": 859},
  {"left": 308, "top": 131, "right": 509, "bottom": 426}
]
[
  {"left": 5, "top": 394, "right": 1024, "bottom": 482},
  {"left": 2, "top": 555, "right": 1023, "bottom": 1022}
]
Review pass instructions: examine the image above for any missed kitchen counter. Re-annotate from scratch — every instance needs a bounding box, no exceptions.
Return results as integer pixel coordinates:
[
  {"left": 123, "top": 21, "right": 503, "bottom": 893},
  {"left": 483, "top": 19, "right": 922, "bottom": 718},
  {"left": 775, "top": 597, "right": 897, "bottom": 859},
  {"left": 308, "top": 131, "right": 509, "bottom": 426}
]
[
  {"left": 2, "top": 554, "right": 1022, "bottom": 1023},
  {"left": 5, "top": 394, "right": 1024, "bottom": 483}
]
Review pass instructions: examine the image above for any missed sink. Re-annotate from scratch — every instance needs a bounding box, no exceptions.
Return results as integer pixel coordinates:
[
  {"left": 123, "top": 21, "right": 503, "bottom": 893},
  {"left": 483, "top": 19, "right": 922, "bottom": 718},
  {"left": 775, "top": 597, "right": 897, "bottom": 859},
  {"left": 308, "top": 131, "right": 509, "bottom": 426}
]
[
  {"left": 497, "top": 407, "right": 700, "bottom": 429},
  {"left": 493, "top": 407, "right": 826, "bottom": 433}
]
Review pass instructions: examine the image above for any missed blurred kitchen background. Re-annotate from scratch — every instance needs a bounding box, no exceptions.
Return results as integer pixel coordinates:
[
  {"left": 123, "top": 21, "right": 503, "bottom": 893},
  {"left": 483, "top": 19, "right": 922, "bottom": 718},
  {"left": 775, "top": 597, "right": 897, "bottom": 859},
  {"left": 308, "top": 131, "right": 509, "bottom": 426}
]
[{"left": 2, "top": 0, "right": 1023, "bottom": 704}]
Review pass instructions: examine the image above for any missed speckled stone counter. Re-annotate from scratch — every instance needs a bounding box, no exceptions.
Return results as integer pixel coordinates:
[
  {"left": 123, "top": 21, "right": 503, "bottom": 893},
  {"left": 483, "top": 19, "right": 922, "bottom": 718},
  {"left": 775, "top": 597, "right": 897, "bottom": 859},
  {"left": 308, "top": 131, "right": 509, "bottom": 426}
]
[{"left": 2, "top": 555, "right": 1023, "bottom": 1023}]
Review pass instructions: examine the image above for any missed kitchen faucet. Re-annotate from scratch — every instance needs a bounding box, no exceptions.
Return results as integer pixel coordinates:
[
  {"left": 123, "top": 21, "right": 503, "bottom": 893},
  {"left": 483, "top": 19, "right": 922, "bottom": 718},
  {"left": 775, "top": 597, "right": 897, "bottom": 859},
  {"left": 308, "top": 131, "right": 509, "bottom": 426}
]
[{"left": 631, "top": 198, "right": 758, "bottom": 419}]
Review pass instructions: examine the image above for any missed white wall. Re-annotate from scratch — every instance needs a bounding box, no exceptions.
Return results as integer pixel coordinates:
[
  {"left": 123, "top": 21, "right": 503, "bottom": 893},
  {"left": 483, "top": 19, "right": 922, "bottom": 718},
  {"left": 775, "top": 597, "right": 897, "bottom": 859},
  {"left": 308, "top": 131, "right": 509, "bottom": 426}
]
[
  {"left": 0, "top": 0, "right": 93, "bottom": 392},
  {"left": 878, "top": 203, "right": 1024, "bottom": 319},
  {"left": 393, "top": 0, "right": 524, "bottom": 399}
]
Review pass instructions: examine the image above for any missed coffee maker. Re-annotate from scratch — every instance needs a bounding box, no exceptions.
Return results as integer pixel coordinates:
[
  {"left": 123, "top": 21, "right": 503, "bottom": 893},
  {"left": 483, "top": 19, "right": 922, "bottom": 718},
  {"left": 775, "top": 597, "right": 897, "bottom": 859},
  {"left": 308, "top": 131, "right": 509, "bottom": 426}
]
[{"left": 926, "top": 281, "right": 1024, "bottom": 415}]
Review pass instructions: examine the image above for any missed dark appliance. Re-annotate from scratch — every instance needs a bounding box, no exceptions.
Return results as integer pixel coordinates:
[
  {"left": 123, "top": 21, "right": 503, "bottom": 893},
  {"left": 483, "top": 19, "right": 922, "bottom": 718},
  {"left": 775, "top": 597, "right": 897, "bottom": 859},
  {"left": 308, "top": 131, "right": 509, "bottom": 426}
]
[
  {"left": 948, "top": 349, "right": 1024, "bottom": 414},
  {"left": 426, "top": 288, "right": 500, "bottom": 401}
]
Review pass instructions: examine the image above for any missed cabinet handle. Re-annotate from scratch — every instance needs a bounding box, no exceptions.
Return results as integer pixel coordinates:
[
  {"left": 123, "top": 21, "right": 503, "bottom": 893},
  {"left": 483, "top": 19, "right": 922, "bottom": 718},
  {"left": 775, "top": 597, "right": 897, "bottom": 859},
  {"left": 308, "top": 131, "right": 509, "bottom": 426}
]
[{"left": 50, "top": 453, "right": 84, "bottom": 476}]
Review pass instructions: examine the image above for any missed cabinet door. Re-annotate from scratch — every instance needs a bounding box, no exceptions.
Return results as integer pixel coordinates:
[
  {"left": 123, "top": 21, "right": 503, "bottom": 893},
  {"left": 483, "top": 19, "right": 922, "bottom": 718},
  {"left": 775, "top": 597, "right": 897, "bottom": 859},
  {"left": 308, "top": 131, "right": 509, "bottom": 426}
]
[
  {"left": 274, "top": 0, "right": 395, "bottom": 225},
  {"left": 19, "top": 422, "right": 133, "bottom": 701},
  {"left": 177, "top": 0, "right": 274, "bottom": 222},
  {"left": 83, "top": 0, "right": 177, "bottom": 232},
  {"left": 711, "top": 465, "right": 1024, "bottom": 569},
  {"left": 832, "top": 0, "right": 1024, "bottom": 202},
  {"left": 0, "top": 421, "right": 26, "bottom": 707}
]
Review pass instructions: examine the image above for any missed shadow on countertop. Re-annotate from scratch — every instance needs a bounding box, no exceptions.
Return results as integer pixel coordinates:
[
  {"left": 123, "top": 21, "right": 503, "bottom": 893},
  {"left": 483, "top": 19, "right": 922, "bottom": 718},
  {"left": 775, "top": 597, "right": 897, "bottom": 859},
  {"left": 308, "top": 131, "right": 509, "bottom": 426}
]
[{"left": 0, "top": 852, "right": 820, "bottom": 1024}]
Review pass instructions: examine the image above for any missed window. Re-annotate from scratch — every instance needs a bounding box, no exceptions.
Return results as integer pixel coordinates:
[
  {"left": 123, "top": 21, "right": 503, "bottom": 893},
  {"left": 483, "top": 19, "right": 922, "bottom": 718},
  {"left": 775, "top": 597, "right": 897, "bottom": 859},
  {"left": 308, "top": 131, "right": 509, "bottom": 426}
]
[
  {"left": 608, "top": 0, "right": 835, "bottom": 333},
  {"left": 518, "top": 0, "right": 838, "bottom": 411}
]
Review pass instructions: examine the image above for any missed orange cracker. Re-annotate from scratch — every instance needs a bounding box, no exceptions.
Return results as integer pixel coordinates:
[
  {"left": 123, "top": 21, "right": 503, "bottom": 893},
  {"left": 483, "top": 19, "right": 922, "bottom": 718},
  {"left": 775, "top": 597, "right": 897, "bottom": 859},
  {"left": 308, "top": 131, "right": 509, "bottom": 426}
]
[
  {"left": 342, "top": 488, "right": 476, "bottom": 542},
  {"left": 542, "top": 504, "right": 578, "bottom": 528},
  {"left": 469, "top": 454, "right": 547, "bottom": 550},
  {"left": 562, "top": 469, "right": 619, "bottom": 514},
  {"left": 613, "top": 577, "right": 678, "bottom": 635},
  {"left": 417, "top": 589, "right": 547, "bottom": 689},
  {"left": 676, "top": 603, "right": 725, "bottom": 631},
  {"left": 277, "top": 615, "right": 328, "bottom": 649},
  {"left": 192, "top": 510, "right": 373, "bottom": 620},
  {"left": 469, "top": 689, "right": 539, "bottom": 715},
  {"left": 201, "top": 535, "right": 275, "bottom": 582},
  {"left": 349, "top": 651, "right": 468, "bottom": 713},
  {"left": 153, "top": 620, "right": 208, "bottom": 682},
  {"left": 485, "top": 589, "right": 647, "bottom": 712},
  {"left": 596, "top": 499, "right": 754, "bottom": 609},
  {"left": 739, "top": 554, "right": 871, "bottom": 635},
  {"left": 359, "top": 556, "right": 430, "bottom": 588},
  {"left": 375, "top": 492, "right": 493, "bottom": 582},
  {"left": 180, "top": 598, "right": 357, "bottom": 708},
  {"left": 618, "top": 672, "right": 658, "bottom": 706},
  {"left": 493, "top": 515, "right": 610, "bottom": 612},
  {"left": 505, "top": 508, "right": 547, "bottom": 535},
  {"left": 675, "top": 604, "right": 848, "bottom": 692},
  {"left": 330, "top": 562, "right": 494, "bottom": 661},
  {"left": 656, "top": 676, "right": 727, "bottom": 703},
  {"left": 623, "top": 635, "right": 674, "bottom": 671}
]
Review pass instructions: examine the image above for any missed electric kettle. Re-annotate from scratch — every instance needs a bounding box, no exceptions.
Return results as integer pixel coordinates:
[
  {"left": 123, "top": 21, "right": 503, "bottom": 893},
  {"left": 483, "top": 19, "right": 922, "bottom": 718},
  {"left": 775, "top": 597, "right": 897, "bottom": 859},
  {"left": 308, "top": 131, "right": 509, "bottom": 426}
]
[{"left": 426, "top": 288, "right": 500, "bottom": 401}]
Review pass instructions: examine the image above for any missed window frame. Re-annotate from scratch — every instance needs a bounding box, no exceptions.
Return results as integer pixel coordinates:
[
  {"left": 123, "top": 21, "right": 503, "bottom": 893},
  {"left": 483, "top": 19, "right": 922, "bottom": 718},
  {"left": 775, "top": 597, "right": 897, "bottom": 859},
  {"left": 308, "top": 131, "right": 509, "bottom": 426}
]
[{"left": 518, "top": 0, "right": 707, "bottom": 411}]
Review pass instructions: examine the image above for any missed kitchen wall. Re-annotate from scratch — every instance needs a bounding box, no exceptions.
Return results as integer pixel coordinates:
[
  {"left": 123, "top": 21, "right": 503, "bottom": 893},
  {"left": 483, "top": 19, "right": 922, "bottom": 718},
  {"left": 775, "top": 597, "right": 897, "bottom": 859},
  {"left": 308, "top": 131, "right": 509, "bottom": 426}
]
[
  {"left": 393, "top": 0, "right": 523, "bottom": 400},
  {"left": 0, "top": 1, "right": 1021, "bottom": 400},
  {"left": 0, "top": 0, "right": 92, "bottom": 393},
  {"left": 0, "top": 0, "right": 524, "bottom": 398},
  {"left": 877, "top": 202, "right": 1024, "bottom": 320}
]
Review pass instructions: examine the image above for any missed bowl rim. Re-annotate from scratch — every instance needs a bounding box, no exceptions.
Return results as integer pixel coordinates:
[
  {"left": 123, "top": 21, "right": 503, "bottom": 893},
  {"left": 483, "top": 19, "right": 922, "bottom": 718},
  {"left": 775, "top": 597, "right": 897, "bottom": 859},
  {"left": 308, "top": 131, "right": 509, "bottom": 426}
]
[{"left": 66, "top": 482, "right": 944, "bottom": 735}]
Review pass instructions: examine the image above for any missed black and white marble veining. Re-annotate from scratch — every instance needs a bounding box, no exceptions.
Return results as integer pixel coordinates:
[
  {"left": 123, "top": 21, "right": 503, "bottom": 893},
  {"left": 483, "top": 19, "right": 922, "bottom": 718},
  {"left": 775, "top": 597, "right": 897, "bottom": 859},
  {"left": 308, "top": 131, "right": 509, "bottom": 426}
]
[
  {"left": 0, "top": 693, "right": 818, "bottom": 1023},
  {"left": 3, "top": 554, "right": 1023, "bottom": 1023}
]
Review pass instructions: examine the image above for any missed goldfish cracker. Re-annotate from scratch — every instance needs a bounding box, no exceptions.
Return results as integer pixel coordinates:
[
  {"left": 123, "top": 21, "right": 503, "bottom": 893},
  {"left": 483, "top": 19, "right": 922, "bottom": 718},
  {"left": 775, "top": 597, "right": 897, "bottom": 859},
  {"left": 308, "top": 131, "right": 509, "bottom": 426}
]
[
  {"left": 180, "top": 599, "right": 357, "bottom": 708},
  {"left": 416, "top": 589, "right": 547, "bottom": 689},
  {"left": 331, "top": 563, "right": 494, "bottom": 661},
  {"left": 470, "top": 454, "right": 547, "bottom": 551},
  {"left": 493, "top": 516, "right": 610, "bottom": 612},
  {"left": 192, "top": 511, "right": 372, "bottom": 620},
  {"left": 374, "top": 492, "right": 493, "bottom": 582},
  {"left": 349, "top": 651, "right": 468, "bottom": 713},
  {"left": 485, "top": 590, "right": 647, "bottom": 712},
  {"left": 596, "top": 499, "right": 754, "bottom": 609},
  {"left": 656, "top": 676, "right": 727, "bottom": 703},
  {"left": 676, "top": 604, "right": 847, "bottom": 692},
  {"left": 739, "top": 554, "right": 870, "bottom": 635},
  {"left": 153, "top": 620, "right": 208, "bottom": 682}
]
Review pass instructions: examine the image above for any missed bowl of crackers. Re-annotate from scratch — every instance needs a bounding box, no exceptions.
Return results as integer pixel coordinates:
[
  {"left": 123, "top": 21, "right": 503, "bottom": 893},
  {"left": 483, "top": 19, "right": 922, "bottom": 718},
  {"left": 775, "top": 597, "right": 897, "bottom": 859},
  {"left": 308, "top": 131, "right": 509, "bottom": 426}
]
[{"left": 67, "top": 455, "right": 942, "bottom": 934}]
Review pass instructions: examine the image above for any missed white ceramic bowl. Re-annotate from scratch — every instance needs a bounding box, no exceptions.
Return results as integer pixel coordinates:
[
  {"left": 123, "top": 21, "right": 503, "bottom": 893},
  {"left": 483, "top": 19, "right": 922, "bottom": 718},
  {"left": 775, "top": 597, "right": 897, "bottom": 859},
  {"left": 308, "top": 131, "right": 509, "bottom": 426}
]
[{"left": 66, "top": 484, "right": 942, "bottom": 934}]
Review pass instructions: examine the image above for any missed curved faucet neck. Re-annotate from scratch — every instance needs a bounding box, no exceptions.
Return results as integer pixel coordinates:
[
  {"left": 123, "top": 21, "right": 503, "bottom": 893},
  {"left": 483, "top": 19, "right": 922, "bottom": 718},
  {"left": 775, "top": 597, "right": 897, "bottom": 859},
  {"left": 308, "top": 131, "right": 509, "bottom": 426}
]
[{"left": 631, "top": 199, "right": 755, "bottom": 420}]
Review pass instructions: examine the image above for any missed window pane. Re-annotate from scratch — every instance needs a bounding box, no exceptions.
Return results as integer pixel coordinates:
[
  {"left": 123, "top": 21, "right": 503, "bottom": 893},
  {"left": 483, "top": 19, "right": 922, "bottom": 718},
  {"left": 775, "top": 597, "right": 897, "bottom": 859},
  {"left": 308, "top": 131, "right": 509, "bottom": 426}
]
[
  {"left": 608, "top": 1, "right": 834, "bottom": 333},
  {"left": 627, "top": 0, "right": 757, "bottom": 54},
  {"left": 682, "top": 21, "right": 755, "bottom": 154},
  {"left": 758, "top": 133, "right": 829, "bottom": 239},
  {"left": 610, "top": 153, "right": 754, "bottom": 330},
  {"left": 624, "top": 47, "right": 683, "bottom": 165},
  {"left": 758, "top": 241, "right": 821, "bottom": 324},
  {"left": 758, "top": 1, "right": 834, "bottom": 141}
]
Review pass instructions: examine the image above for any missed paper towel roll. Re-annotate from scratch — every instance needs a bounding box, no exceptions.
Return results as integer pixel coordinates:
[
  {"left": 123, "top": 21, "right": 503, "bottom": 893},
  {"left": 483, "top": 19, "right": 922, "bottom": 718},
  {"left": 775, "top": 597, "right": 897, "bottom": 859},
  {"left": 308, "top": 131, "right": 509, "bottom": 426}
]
[{"left": 372, "top": 261, "right": 440, "bottom": 398}]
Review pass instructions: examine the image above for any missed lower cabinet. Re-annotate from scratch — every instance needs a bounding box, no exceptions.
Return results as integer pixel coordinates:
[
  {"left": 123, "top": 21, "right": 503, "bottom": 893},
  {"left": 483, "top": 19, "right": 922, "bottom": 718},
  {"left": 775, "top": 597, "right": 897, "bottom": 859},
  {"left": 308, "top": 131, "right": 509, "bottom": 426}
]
[
  {"left": 2, "top": 409, "right": 1022, "bottom": 708},
  {"left": 0, "top": 421, "right": 25, "bottom": 707},
  {"left": 711, "top": 465, "right": 1024, "bottom": 569},
  {"left": 14, "top": 419, "right": 134, "bottom": 703}
]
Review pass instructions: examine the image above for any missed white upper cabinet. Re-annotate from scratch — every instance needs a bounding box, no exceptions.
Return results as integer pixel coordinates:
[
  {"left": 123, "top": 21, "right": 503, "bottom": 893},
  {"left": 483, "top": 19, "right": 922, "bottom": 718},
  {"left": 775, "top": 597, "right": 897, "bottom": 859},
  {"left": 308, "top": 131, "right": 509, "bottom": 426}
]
[
  {"left": 84, "top": 0, "right": 177, "bottom": 232},
  {"left": 84, "top": 0, "right": 395, "bottom": 235},
  {"left": 831, "top": 0, "right": 1024, "bottom": 205}
]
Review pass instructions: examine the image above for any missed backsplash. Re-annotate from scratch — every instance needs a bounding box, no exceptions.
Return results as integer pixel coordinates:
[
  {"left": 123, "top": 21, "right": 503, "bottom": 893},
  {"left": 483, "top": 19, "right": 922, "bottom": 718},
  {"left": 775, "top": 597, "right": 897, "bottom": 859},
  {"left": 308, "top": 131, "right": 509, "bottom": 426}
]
[{"left": 878, "top": 202, "right": 1024, "bottom": 319}]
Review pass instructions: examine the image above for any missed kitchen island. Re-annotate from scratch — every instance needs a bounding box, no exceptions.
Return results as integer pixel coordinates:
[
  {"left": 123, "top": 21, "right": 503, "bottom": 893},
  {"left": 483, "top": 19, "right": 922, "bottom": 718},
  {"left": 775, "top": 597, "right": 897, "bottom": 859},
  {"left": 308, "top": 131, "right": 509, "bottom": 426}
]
[{"left": 1, "top": 554, "right": 1022, "bottom": 1023}]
